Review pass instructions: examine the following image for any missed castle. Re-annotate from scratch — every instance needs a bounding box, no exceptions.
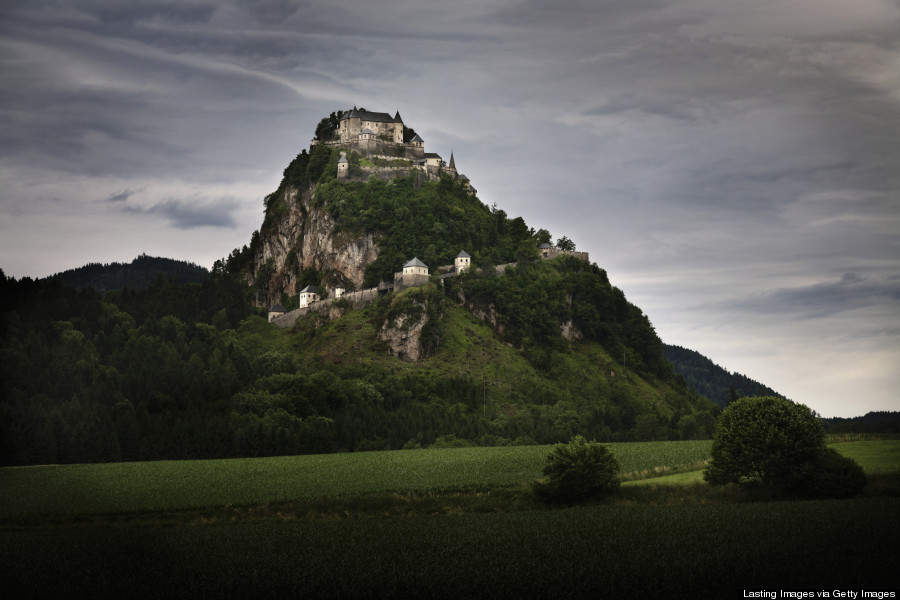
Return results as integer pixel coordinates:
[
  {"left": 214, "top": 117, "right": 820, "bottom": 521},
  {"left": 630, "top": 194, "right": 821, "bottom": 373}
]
[
  {"left": 268, "top": 248, "right": 588, "bottom": 328},
  {"left": 314, "top": 107, "right": 474, "bottom": 192}
]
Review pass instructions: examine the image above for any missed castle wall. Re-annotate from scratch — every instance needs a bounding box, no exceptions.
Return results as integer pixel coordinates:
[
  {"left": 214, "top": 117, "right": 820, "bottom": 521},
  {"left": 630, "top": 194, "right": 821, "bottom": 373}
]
[
  {"left": 540, "top": 247, "right": 590, "bottom": 262},
  {"left": 271, "top": 287, "right": 382, "bottom": 328},
  {"left": 393, "top": 272, "right": 429, "bottom": 292}
]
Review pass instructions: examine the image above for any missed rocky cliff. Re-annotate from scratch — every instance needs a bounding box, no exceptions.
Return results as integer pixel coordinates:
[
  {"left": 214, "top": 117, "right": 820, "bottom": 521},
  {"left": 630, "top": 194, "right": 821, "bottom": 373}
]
[{"left": 250, "top": 183, "right": 378, "bottom": 308}]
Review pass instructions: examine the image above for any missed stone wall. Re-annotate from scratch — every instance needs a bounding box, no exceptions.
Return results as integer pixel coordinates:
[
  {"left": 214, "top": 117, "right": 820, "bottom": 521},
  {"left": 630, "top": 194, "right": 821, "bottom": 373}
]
[
  {"left": 270, "top": 286, "right": 383, "bottom": 329},
  {"left": 539, "top": 247, "right": 590, "bottom": 262}
]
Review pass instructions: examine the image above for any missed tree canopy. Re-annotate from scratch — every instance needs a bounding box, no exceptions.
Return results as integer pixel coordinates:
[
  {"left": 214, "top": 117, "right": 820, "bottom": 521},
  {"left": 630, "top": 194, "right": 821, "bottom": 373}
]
[
  {"left": 704, "top": 396, "right": 865, "bottom": 498},
  {"left": 704, "top": 396, "right": 824, "bottom": 488}
]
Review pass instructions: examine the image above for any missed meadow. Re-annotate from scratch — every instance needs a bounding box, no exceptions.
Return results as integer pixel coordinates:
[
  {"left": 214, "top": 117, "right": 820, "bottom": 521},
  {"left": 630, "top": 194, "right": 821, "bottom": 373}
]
[
  {"left": 0, "top": 440, "right": 713, "bottom": 519},
  {"left": 2, "top": 440, "right": 898, "bottom": 598}
]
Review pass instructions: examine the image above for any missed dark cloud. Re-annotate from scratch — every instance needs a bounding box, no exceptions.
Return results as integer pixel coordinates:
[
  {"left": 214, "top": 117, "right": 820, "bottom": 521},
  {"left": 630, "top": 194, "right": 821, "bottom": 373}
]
[
  {"left": 7, "top": 0, "right": 219, "bottom": 27},
  {"left": 104, "top": 188, "right": 141, "bottom": 203},
  {"left": 123, "top": 199, "right": 240, "bottom": 229},
  {"left": 731, "top": 273, "right": 900, "bottom": 319}
]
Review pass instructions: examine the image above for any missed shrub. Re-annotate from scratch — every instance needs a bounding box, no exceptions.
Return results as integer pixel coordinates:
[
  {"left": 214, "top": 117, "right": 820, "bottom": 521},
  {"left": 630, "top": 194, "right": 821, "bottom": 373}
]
[
  {"left": 432, "top": 434, "right": 475, "bottom": 448},
  {"left": 783, "top": 448, "right": 867, "bottom": 499},
  {"left": 533, "top": 436, "right": 620, "bottom": 504}
]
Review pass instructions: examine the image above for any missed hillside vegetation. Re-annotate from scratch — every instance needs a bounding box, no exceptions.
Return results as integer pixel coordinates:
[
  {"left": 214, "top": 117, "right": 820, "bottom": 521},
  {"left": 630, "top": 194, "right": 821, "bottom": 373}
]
[
  {"left": 663, "top": 344, "right": 784, "bottom": 407},
  {"left": 0, "top": 252, "right": 715, "bottom": 464},
  {"left": 1, "top": 112, "right": 721, "bottom": 465}
]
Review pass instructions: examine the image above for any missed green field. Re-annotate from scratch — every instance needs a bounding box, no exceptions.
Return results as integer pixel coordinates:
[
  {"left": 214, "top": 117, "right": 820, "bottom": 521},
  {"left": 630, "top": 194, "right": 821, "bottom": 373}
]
[
  {"left": 0, "top": 440, "right": 712, "bottom": 519},
  {"left": 2, "top": 440, "right": 898, "bottom": 598}
]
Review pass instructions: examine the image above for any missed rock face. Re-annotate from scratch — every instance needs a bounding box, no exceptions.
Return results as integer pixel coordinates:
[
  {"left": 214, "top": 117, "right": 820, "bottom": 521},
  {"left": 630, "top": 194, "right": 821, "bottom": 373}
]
[
  {"left": 250, "top": 184, "right": 379, "bottom": 307},
  {"left": 377, "top": 289, "right": 440, "bottom": 361},
  {"left": 378, "top": 308, "right": 431, "bottom": 362}
]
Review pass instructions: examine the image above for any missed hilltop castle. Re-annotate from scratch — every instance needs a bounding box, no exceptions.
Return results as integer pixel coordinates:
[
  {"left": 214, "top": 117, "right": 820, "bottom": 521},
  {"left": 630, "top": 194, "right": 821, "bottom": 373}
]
[{"left": 314, "top": 107, "right": 474, "bottom": 192}]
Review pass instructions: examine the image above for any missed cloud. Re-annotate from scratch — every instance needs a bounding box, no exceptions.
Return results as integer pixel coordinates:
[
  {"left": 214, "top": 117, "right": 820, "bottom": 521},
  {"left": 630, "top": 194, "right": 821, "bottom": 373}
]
[
  {"left": 104, "top": 188, "right": 142, "bottom": 203},
  {"left": 122, "top": 198, "right": 241, "bottom": 229},
  {"left": 0, "top": 0, "right": 897, "bottom": 416},
  {"left": 726, "top": 273, "right": 900, "bottom": 320}
]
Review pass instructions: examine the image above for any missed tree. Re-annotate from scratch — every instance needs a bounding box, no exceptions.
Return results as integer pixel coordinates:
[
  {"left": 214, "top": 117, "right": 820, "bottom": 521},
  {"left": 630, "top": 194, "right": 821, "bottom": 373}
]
[
  {"left": 556, "top": 236, "right": 576, "bottom": 252},
  {"left": 533, "top": 435, "right": 620, "bottom": 503},
  {"left": 704, "top": 396, "right": 859, "bottom": 496}
]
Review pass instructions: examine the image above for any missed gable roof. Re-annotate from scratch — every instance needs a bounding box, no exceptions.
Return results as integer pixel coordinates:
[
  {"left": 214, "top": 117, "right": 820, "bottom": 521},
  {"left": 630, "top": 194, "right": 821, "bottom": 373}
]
[
  {"left": 410, "top": 134, "right": 424, "bottom": 143},
  {"left": 403, "top": 257, "right": 428, "bottom": 269},
  {"left": 360, "top": 127, "right": 376, "bottom": 135},
  {"left": 423, "top": 152, "right": 442, "bottom": 159},
  {"left": 299, "top": 285, "right": 319, "bottom": 293},
  {"left": 457, "top": 250, "right": 471, "bottom": 258},
  {"left": 269, "top": 304, "right": 287, "bottom": 313},
  {"left": 340, "top": 108, "right": 399, "bottom": 124}
]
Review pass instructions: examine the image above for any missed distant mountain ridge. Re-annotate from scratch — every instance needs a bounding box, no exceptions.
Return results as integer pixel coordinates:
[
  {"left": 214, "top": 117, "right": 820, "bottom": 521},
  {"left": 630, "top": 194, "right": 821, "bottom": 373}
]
[
  {"left": 663, "top": 344, "right": 784, "bottom": 408},
  {"left": 45, "top": 254, "right": 209, "bottom": 294}
]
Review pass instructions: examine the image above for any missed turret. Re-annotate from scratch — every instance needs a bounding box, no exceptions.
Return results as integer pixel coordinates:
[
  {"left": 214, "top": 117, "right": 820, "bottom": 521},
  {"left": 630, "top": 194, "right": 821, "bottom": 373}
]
[
  {"left": 299, "top": 285, "right": 319, "bottom": 308},
  {"left": 337, "top": 152, "right": 349, "bottom": 179},
  {"left": 455, "top": 250, "right": 471, "bottom": 273}
]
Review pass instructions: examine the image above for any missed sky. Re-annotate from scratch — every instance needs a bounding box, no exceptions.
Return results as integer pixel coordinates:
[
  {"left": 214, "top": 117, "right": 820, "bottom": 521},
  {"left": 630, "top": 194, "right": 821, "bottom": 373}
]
[{"left": 1, "top": 0, "right": 898, "bottom": 418}]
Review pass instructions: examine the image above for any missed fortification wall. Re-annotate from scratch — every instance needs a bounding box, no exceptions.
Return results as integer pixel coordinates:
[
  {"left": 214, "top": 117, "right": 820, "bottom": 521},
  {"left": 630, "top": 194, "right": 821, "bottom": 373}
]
[
  {"left": 393, "top": 272, "right": 430, "bottom": 292},
  {"left": 271, "top": 287, "right": 383, "bottom": 329},
  {"left": 540, "top": 247, "right": 590, "bottom": 262}
]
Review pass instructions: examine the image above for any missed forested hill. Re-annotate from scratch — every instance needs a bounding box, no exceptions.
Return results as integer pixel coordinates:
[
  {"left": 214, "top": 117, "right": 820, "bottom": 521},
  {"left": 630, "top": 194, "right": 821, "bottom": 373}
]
[
  {"left": 0, "top": 110, "right": 723, "bottom": 466},
  {"left": 822, "top": 411, "right": 900, "bottom": 434},
  {"left": 0, "top": 264, "right": 718, "bottom": 466},
  {"left": 663, "top": 344, "right": 784, "bottom": 407},
  {"left": 45, "top": 254, "right": 209, "bottom": 294}
]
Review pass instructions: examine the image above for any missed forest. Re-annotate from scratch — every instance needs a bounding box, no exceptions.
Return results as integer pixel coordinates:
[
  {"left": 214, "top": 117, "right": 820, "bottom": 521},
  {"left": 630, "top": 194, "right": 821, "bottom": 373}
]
[{"left": 662, "top": 344, "right": 784, "bottom": 407}]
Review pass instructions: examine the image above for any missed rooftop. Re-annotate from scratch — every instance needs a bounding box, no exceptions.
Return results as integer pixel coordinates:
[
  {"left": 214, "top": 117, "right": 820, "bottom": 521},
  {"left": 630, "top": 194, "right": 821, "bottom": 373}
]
[{"left": 403, "top": 257, "right": 428, "bottom": 268}]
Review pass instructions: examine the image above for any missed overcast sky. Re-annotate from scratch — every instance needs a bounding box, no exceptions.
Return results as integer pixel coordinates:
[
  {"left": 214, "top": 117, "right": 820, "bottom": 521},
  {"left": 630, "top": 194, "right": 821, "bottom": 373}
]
[{"left": 1, "top": 0, "right": 898, "bottom": 418}]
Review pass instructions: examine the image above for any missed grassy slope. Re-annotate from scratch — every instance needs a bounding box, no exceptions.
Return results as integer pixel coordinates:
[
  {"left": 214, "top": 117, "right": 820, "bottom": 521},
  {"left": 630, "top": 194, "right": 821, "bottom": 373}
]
[{"left": 294, "top": 295, "right": 684, "bottom": 419}]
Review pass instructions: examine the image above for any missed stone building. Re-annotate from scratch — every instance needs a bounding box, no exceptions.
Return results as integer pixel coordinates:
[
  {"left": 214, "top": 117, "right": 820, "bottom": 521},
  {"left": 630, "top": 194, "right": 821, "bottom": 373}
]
[
  {"left": 455, "top": 250, "right": 471, "bottom": 272},
  {"left": 394, "top": 257, "right": 430, "bottom": 291},
  {"left": 338, "top": 108, "right": 404, "bottom": 145},
  {"left": 268, "top": 304, "right": 287, "bottom": 323},
  {"left": 299, "top": 285, "right": 319, "bottom": 308}
]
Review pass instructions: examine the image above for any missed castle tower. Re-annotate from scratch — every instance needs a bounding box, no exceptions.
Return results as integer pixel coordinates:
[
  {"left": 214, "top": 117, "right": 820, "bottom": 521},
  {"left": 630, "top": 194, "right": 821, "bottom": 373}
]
[
  {"left": 455, "top": 250, "right": 471, "bottom": 273},
  {"left": 402, "top": 257, "right": 429, "bottom": 276},
  {"left": 299, "top": 285, "right": 319, "bottom": 308},
  {"left": 337, "top": 152, "right": 349, "bottom": 179},
  {"left": 445, "top": 151, "right": 458, "bottom": 177}
]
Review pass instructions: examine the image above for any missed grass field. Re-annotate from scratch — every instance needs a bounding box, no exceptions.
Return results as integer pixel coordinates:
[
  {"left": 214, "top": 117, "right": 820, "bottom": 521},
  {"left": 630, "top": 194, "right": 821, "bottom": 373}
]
[
  {"left": 2, "top": 440, "right": 898, "bottom": 598},
  {"left": 0, "top": 440, "right": 713, "bottom": 519}
]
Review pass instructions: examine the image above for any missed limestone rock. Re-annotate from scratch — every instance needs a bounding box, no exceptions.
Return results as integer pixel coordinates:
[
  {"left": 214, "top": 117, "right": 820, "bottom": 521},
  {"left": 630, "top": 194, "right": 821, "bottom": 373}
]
[{"left": 249, "top": 183, "right": 379, "bottom": 307}]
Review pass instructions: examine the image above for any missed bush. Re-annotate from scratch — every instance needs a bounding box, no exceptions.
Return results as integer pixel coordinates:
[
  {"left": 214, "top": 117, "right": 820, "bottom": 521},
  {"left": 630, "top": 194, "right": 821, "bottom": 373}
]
[
  {"left": 432, "top": 434, "right": 474, "bottom": 448},
  {"left": 783, "top": 448, "right": 867, "bottom": 499},
  {"left": 533, "top": 436, "right": 620, "bottom": 504}
]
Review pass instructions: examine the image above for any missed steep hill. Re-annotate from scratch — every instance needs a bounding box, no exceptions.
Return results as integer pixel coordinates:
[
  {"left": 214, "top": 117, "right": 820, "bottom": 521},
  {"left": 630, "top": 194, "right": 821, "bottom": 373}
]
[
  {"left": 0, "top": 110, "right": 725, "bottom": 466},
  {"left": 237, "top": 120, "right": 542, "bottom": 309},
  {"left": 663, "top": 344, "right": 784, "bottom": 407},
  {"left": 226, "top": 110, "right": 718, "bottom": 442},
  {"left": 45, "top": 254, "right": 209, "bottom": 294}
]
